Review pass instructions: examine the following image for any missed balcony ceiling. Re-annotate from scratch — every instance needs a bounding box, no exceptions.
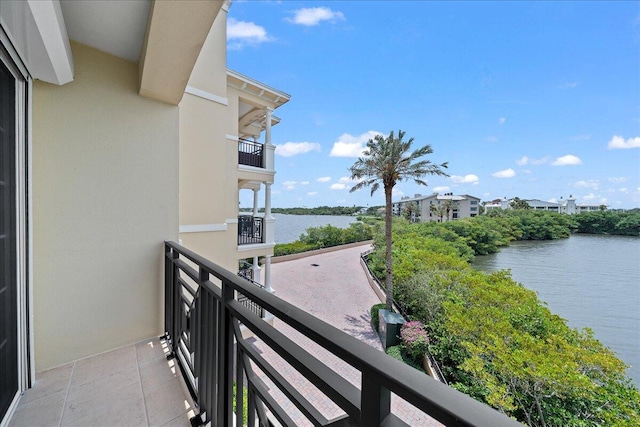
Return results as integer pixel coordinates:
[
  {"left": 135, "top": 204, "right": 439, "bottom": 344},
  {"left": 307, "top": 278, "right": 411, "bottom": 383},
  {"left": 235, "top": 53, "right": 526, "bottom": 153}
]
[{"left": 60, "top": 0, "right": 151, "bottom": 62}]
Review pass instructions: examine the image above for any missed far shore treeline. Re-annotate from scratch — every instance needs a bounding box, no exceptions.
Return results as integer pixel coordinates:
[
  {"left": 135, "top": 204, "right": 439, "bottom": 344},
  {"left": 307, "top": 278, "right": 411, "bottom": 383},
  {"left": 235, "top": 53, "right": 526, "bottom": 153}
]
[{"left": 273, "top": 209, "right": 640, "bottom": 426}]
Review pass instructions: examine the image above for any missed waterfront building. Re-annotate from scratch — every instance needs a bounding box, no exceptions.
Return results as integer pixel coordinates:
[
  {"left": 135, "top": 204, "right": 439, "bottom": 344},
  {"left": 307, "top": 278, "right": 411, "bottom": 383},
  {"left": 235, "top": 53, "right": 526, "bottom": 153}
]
[
  {"left": 484, "top": 195, "right": 605, "bottom": 214},
  {"left": 393, "top": 193, "right": 481, "bottom": 222}
]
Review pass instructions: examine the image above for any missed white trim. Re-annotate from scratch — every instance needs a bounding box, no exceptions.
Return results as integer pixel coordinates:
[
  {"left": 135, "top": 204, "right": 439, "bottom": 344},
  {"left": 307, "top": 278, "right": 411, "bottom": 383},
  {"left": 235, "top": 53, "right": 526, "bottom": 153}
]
[
  {"left": 237, "top": 243, "right": 275, "bottom": 252},
  {"left": 238, "top": 164, "right": 275, "bottom": 176},
  {"left": 184, "top": 86, "right": 228, "bottom": 106},
  {"left": 226, "top": 134, "right": 238, "bottom": 141},
  {"left": 179, "top": 223, "right": 227, "bottom": 233}
]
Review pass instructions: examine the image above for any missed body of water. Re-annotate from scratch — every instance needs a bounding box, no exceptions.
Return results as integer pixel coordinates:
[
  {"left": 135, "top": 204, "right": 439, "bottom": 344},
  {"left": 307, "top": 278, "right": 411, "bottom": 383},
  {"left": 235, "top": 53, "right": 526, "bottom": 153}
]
[
  {"left": 274, "top": 214, "right": 359, "bottom": 244},
  {"left": 473, "top": 234, "right": 640, "bottom": 386}
]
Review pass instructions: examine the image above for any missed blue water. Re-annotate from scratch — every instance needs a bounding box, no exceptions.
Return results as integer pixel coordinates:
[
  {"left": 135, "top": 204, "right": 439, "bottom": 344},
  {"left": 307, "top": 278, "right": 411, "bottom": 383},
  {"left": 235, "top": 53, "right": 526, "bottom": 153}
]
[
  {"left": 474, "top": 234, "right": 640, "bottom": 386},
  {"left": 274, "top": 214, "right": 359, "bottom": 244}
]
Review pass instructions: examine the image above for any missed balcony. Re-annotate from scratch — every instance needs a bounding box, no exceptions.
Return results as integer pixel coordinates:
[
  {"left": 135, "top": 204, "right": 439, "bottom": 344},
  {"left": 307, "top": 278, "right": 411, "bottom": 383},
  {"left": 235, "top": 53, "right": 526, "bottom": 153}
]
[
  {"left": 238, "top": 139, "right": 264, "bottom": 168},
  {"left": 238, "top": 215, "right": 264, "bottom": 245},
  {"left": 163, "top": 241, "right": 523, "bottom": 426}
]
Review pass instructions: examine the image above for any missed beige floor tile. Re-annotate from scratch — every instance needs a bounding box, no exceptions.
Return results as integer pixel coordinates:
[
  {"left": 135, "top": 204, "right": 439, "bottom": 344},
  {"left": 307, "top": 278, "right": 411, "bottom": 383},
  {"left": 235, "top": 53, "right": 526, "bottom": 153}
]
[
  {"left": 70, "top": 345, "right": 137, "bottom": 387},
  {"left": 61, "top": 367, "right": 146, "bottom": 427},
  {"left": 139, "top": 356, "right": 180, "bottom": 392},
  {"left": 136, "top": 338, "right": 170, "bottom": 364},
  {"left": 20, "top": 362, "right": 73, "bottom": 404},
  {"left": 144, "top": 377, "right": 195, "bottom": 427},
  {"left": 8, "top": 390, "right": 65, "bottom": 427},
  {"left": 158, "top": 412, "right": 194, "bottom": 427}
]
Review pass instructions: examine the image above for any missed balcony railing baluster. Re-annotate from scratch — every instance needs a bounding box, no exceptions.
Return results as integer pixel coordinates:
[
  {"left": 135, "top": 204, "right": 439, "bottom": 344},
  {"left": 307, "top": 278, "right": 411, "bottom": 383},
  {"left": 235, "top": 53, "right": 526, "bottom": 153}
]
[
  {"left": 238, "top": 138, "right": 264, "bottom": 168},
  {"left": 164, "top": 241, "right": 523, "bottom": 427},
  {"left": 237, "top": 215, "right": 264, "bottom": 245}
]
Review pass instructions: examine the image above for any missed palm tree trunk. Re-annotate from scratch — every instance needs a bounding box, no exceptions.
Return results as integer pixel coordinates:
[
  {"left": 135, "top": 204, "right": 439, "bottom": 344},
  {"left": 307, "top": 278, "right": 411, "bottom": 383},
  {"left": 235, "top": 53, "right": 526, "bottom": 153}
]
[{"left": 384, "top": 185, "right": 394, "bottom": 311}]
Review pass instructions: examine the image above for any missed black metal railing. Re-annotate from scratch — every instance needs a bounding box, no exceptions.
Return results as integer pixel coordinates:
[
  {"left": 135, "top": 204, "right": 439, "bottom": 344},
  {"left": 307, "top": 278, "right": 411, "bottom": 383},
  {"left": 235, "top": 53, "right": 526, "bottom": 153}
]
[
  {"left": 238, "top": 138, "right": 264, "bottom": 168},
  {"left": 237, "top": 264, "right": 266, "bottom": 319},
  {"left": 237, "top": 215, "right": 264, "bottom": 245},
  {"left": 164, "top": 241, "right": 523, "bottom": 427}
]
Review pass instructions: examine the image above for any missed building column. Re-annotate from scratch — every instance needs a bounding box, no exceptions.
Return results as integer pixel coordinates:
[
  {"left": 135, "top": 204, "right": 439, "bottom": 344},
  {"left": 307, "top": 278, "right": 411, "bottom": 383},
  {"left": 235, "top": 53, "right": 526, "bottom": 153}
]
[
  {"left": 264, "top": 255, "right": 272, "bottom": 293},
  {"left": 252, "top": 255, "right": 261, "bottom": 284},
  {"left": 264, "top": 183, "right": 272, "bottom": 219},
  {"left": 265, "top": 107, "right": 272, "bottom": 145},
  {"left": 252, "top": 188, "right": 259, "bottom": 217}
]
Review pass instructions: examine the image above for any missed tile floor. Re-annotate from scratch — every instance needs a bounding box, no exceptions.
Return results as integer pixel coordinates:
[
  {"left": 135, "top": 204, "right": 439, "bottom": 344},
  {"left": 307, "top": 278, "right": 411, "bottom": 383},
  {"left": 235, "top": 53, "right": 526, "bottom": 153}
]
[{"left": 8, "top": 338, "right": 197, "bottom": 427}]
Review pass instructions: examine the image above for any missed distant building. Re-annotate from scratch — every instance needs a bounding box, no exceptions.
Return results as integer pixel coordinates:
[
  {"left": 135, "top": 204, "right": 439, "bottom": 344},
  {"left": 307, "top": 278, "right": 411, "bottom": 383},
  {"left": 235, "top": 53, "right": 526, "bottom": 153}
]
[
  {"left": 393, "top": 193, "right": 481, "bottom": 222},
  {"left": 484, "top": 195, "right": 604, "bottom": 214}
]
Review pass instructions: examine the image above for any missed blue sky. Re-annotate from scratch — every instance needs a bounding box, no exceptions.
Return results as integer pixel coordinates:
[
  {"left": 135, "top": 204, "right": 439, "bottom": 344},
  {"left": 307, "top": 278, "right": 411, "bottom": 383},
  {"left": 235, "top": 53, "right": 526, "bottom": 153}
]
[{"left": 227, "top": 1, "right": 640, "bottom": 209}]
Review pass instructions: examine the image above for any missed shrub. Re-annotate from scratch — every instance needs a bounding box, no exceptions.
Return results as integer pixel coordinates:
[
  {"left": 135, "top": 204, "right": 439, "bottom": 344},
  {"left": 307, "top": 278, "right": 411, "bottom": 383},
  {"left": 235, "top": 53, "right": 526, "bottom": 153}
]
[
  {"left": 400, "top": 321, "right": 430, "bottom": 361},
  {"left": 370, "top": 303, "right": 386, "bottom": 332},
  {"left": 386, "top": 345, "right": 425, "bottom": 372}
]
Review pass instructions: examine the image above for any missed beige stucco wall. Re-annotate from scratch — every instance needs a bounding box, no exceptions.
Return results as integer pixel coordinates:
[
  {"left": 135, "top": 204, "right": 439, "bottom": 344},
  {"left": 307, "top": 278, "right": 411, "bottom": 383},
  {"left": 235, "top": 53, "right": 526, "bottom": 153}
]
[
  {"left": 32, "top": 42, "right": 179, "bottom": 370},
  {"left": 179, "top": 6, "right": 239, "bottom": 273}
]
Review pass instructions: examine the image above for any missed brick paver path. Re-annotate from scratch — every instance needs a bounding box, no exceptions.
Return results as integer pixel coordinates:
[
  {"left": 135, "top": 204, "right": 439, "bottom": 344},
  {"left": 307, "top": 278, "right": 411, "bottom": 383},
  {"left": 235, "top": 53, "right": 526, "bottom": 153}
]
[{"left": 248, "top": 244, "right": 442, "bottom": 426}]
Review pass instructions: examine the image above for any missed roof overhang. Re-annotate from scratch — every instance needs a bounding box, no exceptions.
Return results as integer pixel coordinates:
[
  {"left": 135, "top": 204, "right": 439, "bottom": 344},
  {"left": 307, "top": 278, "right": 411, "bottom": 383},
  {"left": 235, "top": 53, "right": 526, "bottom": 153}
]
[
  {"left": 0, "top": 0, "right": 74, "bottom": 85},
  {"left": 139, "top": 1, "right": 224, "bottom": 104}
]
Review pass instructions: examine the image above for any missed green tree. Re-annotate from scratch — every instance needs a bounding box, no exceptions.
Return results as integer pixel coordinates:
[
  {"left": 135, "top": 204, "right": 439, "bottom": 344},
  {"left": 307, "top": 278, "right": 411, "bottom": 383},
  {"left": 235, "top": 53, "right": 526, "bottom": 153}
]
[
  {"left": 402, "top": 201, "right": 419, "bottom": 222},
  {"left": 349, "top": 130, "right": 448, "bottom": 311},
  {"left": 442, "top": 199, "right": 458, "bottom": 221},
  {"left": 510, "top": 197, "right": 531, "bottom": 210}
]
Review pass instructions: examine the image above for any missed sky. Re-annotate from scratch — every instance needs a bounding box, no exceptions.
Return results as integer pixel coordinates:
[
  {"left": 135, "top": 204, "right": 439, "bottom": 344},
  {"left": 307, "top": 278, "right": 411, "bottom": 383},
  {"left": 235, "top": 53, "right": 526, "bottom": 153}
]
[{"left": 227, "top": 1, "right": 640, "bottom": 210}]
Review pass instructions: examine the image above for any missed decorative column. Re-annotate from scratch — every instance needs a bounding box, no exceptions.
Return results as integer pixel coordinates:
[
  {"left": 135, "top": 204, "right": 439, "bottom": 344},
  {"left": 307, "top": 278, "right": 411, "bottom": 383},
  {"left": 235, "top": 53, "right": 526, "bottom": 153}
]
[
  {"left": 252, "top": 255, "right": 261, "bottom": 284},
  {"left": 264, "top": 255, "right": 273, "bottom": 293},
  {"left": 264, "top": 108, "right": 275, "bottom": 172},
  {"left": 265, "top": 183, "right": 273, "bottom": 219},
  {"left": 264, "top": 183, "right": 275, "bottom": 245},
  {"left": 265, "top": 107, "right": 272, "bottom": 145},
  {"left": 252, "top": 188, "right": 259, "bottom": 217}
]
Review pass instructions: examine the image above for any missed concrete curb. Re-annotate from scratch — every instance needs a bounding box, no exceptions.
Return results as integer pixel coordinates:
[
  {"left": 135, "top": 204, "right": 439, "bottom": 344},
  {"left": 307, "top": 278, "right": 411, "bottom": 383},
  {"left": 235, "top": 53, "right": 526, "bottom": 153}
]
[{"left": 271, "top": 240, "right": 374, "bottom": 263}]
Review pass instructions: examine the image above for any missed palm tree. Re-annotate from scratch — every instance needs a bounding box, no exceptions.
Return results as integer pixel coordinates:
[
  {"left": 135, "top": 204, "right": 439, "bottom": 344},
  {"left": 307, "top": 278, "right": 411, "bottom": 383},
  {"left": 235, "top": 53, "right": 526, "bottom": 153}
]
[
  {"left": 349, "top": 130, "right": 448, "bottom": 311},
  {"left": 442, "top": 199, "right": 459, "bottom": 221}
]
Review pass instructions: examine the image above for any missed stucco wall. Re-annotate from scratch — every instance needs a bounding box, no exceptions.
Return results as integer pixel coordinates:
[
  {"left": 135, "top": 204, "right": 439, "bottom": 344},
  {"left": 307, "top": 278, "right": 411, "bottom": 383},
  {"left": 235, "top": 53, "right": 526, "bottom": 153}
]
[{"left": 32, "top": 42, "right": 179, "bottom": 370}]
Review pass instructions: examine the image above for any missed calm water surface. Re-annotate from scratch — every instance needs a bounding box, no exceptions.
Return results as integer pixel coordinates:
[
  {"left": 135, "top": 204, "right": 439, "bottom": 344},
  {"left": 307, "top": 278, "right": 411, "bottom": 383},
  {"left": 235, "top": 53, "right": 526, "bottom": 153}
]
[
  {"left": 274, "top": 214, "right": 358, "bottom": 244},
  {"left": 474, "top": 234, "right": 640, "bottom": 386}
]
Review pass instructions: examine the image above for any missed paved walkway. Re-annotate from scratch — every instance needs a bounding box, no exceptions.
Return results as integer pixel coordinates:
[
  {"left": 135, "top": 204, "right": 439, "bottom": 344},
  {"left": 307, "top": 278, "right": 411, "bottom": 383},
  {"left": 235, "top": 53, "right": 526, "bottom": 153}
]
[{"left": 249, "top": 244, "right": 441, "bottom": 426}]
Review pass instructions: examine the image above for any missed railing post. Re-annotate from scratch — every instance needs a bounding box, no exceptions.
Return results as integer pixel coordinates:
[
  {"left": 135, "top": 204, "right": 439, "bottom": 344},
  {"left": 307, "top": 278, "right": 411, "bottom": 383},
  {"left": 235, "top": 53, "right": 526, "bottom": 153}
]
[
  {"left": 361, "top": 371, "right": 391, "bottom": 426},
  {"left": 217, "top": 280, "right": 234, "bottom": 426}
]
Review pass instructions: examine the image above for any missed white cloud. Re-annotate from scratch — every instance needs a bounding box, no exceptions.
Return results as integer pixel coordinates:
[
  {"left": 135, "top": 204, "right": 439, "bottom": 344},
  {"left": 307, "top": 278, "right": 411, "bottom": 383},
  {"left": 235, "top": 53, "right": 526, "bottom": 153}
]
[
  {"left": 450, "top": 174, "right": 479, "bottom": 184},
  {"left": 485, "top": 136, "right": 498, "bottom": 142},
  {"left": 329, "top": 131, "right": 382, "bottom": 157},
  {"left": 316, "top": 176, "right": 331, "bottom": 183},
  {"left": 330, "top": 183, "right": 347, "bottom": 190},
  {"left": 551, "top": 154, "right": 582, "bottom": 166},
  {"left": 575, "top": 180, "right": 599, "bottom": 190},
  {"left": 392, "top": 188, "right": 404, "bottom": 197},
  {"left": 338, "top": 176, "right": 360, "bottom": 184},
  {"left": 433, "top": 186, "right": 450, "bottom": 193},
  {"left": 516, "top": 156, "right": 549, "bottom": 166},
  {"left": 583, "top": 193, "right": 597, "bottom": 201},
  {"left": 608, "top": 177, "right": 628, "bottom": 183},
  {"left": 282, "top": 180, "right": 297, "bottom": 190},
  {"left": 227, "top": 18, "right": 272, "bottom": 49},
  {"left": 499, "top": 117, "right": 506, "bottom": 125},
  {"left": 307, "top": 191, "right": 318, "bottom": 196},
  {"left": 300, "top": 181, "right": 310, "bottom": 186},
  {"left": 275, "top": 141, "right": 321, "bottom": 157},
  {"left": 607, "top": 135, "right": 640, "bottom": 150},
  {"left": 548, "top": 197, "right": 558, "bottom": 203},
  {"left": 286, "top": 7, "right": 345, "bottom": 26},
  {"left": 492, "top": 168, "right": 516, "bottom": 178},
  {"left": 619, "top": 187, "right": 630, "bottom": 194}
]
